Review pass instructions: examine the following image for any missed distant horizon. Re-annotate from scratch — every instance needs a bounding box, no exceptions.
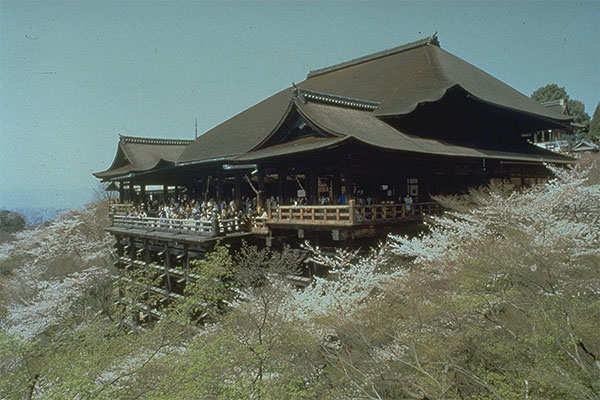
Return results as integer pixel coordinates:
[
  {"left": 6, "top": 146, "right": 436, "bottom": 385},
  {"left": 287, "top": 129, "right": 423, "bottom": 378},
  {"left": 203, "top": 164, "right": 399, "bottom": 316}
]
[{"left": 0, "top": 187, "right": 96, "bottom": 210}]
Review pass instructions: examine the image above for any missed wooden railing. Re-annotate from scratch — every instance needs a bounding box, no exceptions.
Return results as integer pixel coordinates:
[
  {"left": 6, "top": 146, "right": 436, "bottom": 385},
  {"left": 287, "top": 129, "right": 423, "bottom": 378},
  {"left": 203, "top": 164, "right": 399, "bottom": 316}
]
[
  {"left": 267, "top": 201, "right": 441, "bottom": 226},
  {"left": 112, "top": 215, "right": 247, "bottom": 237},
  {"left": 354, "top": 202, "right": 440, "bottom": 223},
  {"left": 268, "top": 205, "right": 352, "bottom": 225},
  {"left": 110, "top": 202, "right": 442, "bottom": 235},
  {"left": 111, "top": 203, "right": 135, "bottom": 216},
  {"left": 250, "top": 216, "right": 269, "bottom": 233}
]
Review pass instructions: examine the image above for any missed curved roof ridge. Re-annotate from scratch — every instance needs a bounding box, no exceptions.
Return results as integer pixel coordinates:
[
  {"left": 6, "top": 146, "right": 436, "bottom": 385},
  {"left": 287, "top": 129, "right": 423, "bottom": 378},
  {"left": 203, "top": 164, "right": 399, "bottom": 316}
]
[
  {"left": 307, "top": 33, "right": 439, "bottom": 79},
  {"left": 119, "top": 135, "right": 194, "bottom": 146},
  {"left": 295, "top": 87, "right": 380, "bottom": 111}
]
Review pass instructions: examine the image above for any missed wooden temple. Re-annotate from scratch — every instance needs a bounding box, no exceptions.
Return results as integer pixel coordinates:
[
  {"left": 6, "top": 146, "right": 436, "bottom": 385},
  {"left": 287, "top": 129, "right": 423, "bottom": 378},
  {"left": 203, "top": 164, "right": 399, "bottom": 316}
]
[{"left": 94, "top": 34, "right": 574, "bottom": 323}]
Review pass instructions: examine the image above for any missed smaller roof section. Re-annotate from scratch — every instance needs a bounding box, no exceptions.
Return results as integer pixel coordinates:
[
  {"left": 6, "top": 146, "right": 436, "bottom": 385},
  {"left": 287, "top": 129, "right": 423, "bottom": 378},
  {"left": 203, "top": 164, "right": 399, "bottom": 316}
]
[
  {"left": 94, "top": 135, "right": 193, "bottom": 180},
  {"left": 540, "top": 99, "right": 569, "bottom": 116}
]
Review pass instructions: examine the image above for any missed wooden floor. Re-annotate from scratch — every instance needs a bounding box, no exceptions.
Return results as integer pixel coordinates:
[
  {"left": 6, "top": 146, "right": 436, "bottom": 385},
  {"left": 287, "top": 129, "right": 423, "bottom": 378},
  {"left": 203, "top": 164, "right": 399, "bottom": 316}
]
[{"left": 106, "top": 226, "right": 256, "bottom": 245}]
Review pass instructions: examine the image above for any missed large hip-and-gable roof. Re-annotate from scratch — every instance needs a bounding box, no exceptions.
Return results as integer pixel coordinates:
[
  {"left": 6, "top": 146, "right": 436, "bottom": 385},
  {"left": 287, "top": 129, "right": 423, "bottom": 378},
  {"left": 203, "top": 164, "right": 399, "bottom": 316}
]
[
  {"left": 233, "top": 98, "right": 572, "bottom": 164},
  {"left": 178, "top": 34, "right": 572, "bottom": 165}
]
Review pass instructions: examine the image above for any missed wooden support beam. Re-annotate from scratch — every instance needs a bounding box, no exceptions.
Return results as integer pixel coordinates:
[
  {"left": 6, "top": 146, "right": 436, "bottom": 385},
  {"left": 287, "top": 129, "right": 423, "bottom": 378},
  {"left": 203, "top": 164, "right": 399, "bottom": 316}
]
[
  {"left": 332, "top": 171, "right": 341, "bottom": 205},
  {"left": 307, "top": 167, "right": 318, "bottom": 205},
  {"left": 182, "top": 245, "right": 189, "bottom": 297},
  {"left": 234, "top": 173, "right": 242, "bottom": 208},
  {"left": 277, "top": 168, "right": 285, "bottom": 204},
  {"left": 216, "top": 173, "right": 223, "bottom": 204},
  {"left": 257, "top": 167, "right": 265, "bottom": 211},
  {"left": 129, "top": 182, "right": 135, "bottom": 203},
  {"left": 119, "top": 182, "right": 124, "bottom": 203},
  {"left": 163, "top": 244, "right": 171, "bottom": 304},
  {"left": 344, "top": 168, "right": 354, "bottom": 202}
]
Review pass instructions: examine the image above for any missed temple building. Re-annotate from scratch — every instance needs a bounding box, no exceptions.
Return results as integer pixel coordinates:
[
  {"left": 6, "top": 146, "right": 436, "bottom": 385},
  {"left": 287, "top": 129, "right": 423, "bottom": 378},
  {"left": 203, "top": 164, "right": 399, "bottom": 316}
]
[
  {"left": 95, "top": 34, "right": 576, "bottom": 323},
  {"left": 96, "top": 34, "right": 573, "bottom": 240}
]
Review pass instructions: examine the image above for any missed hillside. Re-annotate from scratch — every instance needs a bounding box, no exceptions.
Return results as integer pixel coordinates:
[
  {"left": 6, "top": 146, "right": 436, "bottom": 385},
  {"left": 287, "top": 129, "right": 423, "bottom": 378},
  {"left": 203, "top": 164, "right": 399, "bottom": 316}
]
[{"left": 1, "top": 159, "right": 599, "bottom": 400}]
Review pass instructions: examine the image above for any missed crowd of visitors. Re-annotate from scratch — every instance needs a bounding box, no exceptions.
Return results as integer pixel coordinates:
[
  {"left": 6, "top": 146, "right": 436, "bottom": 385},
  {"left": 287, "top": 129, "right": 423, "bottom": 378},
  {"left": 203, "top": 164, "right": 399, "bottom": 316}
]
[
  {"left": 116, "top": 190, "right": 418, "bottom": 224},
  {"left": 120, "top": 195, "right": 267, "bottom": 223}
]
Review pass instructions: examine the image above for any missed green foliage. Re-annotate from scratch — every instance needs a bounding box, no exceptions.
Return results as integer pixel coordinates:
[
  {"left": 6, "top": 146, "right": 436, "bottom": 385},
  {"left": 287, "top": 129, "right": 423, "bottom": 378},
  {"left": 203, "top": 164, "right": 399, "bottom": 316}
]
[
  {"left": 0, "top": 210, "right": 26, "bottom": 234},
  {"left": 320, "top": 163, "right": 600, "bottom": 399},
  {"left": 568, "top": 99, "right": 591, "bottom": 125},
  {"left": 31, "top": 319, "right": 186, "bottom": 400},
  {"left": 169, "top": 243, "right": 236, "bottom": 324},
  {"left": 234, "top": 241, "right": 303, "bottom": 285},
  {"left": 531, "top": 83, "right": 568, "bottom": 103},
  {"left": 3, "top": 176, "right": 598, "bottom": 399},
  {"left": 587, "top": 101, "right": 600, "bottom": 143},
  {"left": 531, "top": 83, "right": 591, "bottom": 127},
  {"left": 0, "top": 331, "right": 36, "bottom": 400}
]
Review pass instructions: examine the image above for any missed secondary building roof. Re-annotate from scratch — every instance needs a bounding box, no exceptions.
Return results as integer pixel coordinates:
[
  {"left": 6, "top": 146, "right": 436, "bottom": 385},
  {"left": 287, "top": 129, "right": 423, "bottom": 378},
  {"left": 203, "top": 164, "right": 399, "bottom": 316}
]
[{"left": 94, "top": 135, "right": 193, "bottom": 180}]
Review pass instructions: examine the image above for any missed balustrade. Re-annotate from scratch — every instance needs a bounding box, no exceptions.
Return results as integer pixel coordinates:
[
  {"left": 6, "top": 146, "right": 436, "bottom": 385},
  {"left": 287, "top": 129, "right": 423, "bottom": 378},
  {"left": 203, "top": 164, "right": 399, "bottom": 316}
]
[
  {"left": 268, "top": 201, "right": 440, "bottom": 225},
  {"left": 112, "top": 215, "right": 244, "bottom": 237},
  {"left": 110, "top": 202, "right": 441, "bottom": 237}
]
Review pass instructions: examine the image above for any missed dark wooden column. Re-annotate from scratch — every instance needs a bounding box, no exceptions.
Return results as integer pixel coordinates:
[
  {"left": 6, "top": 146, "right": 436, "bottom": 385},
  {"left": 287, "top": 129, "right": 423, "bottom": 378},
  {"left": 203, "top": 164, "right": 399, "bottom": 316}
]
[
  {"left": 234, "top": 173, "right": 242, "bottom": 208},
  {"left": 163, "top": 185, "right": 168, "bottom": 203},
  {"left": 307, "top": 167, "right": 318, "bottom": 204},
  {"left": 162, "top": 244, "right": 171, "bottom": 304},
  {"left": 257, "top": 167, "right": 265, "bottom": 210},
  {"left": 332, "top": 171, "right": 341, "bottom": 204},
  {"left": 118, "top": 182, "right": 124, "bottom": 203},
  {"left": 216, "top": 173, "right": 223, "bottom": 203},
  {"left": 277, "top": 168, "right": 286, "bottom": 204},
  {"left": 128, "top": 182, "right": 135, "bottom": 203},
  {"left": 140, "top": 184, "right": 146, "bottom": 206},
  {"left": 344, "top": 167, "right": 354, "bottom": 202}
]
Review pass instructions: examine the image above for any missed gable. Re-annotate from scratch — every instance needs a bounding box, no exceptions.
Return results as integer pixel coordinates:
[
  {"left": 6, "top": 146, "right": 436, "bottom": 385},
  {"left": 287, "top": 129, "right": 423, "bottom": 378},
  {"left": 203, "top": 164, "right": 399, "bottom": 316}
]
[{"left": 255, "top": 107, "right": 335, "bottom": 150}]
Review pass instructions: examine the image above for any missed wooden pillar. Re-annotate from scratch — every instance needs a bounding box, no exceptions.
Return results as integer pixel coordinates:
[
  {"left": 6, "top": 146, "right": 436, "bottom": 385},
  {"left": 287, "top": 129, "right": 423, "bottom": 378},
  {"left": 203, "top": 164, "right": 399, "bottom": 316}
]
[
  {"left": 257, "top": 168, "right": 265, "bottom": 211},
  {"left": 332, "top": 171, "right": 341, "bottom": 205},
  {"left": 349, "top": 199, "right": 356, "bottom": 224},
  {"left": 344, "top": 168, "right": 354, "bottom": 202},
  {"left": 163, "top": 244, "right": 171, "bottom": 304},
  {"left": 307, "top": 167, "right": 318, "bottom": 205},
  {"left": 183, "top": 245, "right": 189, "bottom": 297},
  {"left": 163, "top": 185, "right": 168, "bottom": 203},
  {"left": 234, "top": 173, "right": 242, "bottom": 208},
  {"left": 140, "top": 184, "right": 146, "bottom": 207},
  {"left": 277, "top": 168, "right": 285, "bottom": 204},
  {"left": 129, "top": 182, "right": 135, "bottom": 204},
  {"left": 119, "top": 182, "right": 124, "bottom": 203},
  {"left": 215, "top": 174, "right": 223, "bottom": 204},
  {"left": 143, "top": 239, "right": 152, "bottom": 323},
  {"left": 211, "top": 208, "right": 218, "bottom": 238}
]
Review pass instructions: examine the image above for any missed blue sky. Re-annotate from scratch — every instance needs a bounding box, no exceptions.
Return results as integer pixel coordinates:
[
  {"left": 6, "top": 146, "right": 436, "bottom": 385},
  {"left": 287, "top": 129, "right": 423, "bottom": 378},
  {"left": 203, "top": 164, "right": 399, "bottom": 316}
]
[{"left": 1, "top": 0, "right": 599, "bottom": 209}]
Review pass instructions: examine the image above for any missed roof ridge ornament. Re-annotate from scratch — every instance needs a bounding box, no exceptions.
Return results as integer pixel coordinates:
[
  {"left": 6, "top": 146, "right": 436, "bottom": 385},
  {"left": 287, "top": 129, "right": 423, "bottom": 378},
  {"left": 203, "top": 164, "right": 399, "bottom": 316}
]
[
  {"left": 307, "top": 33, "right": 440, "bottom": 79},
  {"left": 119, "top": 135, "right": 194, "bottom": 146},
  {"left": 294, "top": 87, "right": 380, "bottom": 111}
]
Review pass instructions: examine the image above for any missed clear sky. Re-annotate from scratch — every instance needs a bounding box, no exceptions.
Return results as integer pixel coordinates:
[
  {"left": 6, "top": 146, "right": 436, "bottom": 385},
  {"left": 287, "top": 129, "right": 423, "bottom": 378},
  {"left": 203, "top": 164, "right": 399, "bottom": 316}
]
[{"left": 1, "top": 0, "right": 599, "bottom": 209}]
